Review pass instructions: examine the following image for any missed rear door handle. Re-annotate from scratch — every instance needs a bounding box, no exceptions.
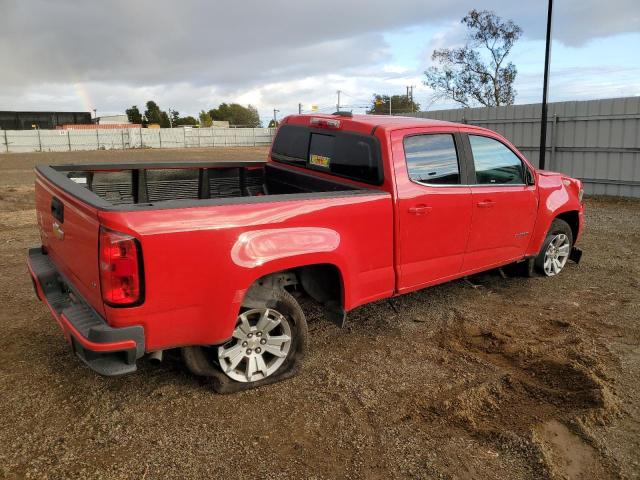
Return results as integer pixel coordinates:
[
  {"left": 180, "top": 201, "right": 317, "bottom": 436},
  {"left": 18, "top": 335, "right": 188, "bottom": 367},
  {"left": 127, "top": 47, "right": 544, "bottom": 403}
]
[
  {"left": 408, "top": 205, "right": 432, "bottom": 215},
  {"left": 476, "top": 200, "right": 496, "bottom": 208}
]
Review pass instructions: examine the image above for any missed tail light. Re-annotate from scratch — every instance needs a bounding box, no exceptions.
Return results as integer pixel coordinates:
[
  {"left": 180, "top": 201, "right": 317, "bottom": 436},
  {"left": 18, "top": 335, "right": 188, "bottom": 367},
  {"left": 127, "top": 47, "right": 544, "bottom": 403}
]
[{"left": 99, "top": 227, "right": 144, "bottom": 306}]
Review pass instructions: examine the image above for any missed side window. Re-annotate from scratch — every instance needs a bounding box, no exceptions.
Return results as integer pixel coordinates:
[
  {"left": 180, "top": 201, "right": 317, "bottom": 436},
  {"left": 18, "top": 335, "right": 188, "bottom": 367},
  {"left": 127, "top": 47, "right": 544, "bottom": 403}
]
[
  {"left": 404, "top": 134, "right": 461, "bottom": 185},
  {"left": 469, "top": 135, "right": 525, "bottom": 185}
]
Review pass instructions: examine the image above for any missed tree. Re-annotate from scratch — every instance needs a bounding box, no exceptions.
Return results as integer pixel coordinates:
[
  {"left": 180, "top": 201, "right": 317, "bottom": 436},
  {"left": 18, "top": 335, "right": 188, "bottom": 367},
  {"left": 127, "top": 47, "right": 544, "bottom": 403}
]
[
  {"left": 268, "top": 119, "right": 279, "bottom": 128},
  {"left": 125, "top": 105, "right": 143, "bottom": 124},
  {"left": 368, "top": 94, "right": 420, "bottom": 115},
  {"left": 173, "top": 115, "right": 198, "bottom": 127},
  {"left": 209, "top": 103, "right": 262, "bottom": 127},
  {"left": 424, "top": 9, "right": 522, "bottom": 107},
  {"left": 144, "top": 101, "right": 164, "bottom": 126},
  {"left": 199, "top": 110, "right": 213, "bottom": 127}
]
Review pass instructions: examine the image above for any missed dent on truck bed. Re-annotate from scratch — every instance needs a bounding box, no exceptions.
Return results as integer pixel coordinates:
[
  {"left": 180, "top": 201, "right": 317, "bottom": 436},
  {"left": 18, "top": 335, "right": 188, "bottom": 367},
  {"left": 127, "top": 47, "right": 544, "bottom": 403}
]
[{"left": 231, "top": 227, "right": 340, "bottom": 268}]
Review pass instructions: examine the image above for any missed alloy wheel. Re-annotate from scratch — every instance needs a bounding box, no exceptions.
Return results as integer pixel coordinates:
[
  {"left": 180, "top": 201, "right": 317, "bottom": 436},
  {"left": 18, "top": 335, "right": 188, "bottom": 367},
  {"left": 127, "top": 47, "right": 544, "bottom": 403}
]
[{"left": 217, "top": 308, "right": 292, "bottom": 382}]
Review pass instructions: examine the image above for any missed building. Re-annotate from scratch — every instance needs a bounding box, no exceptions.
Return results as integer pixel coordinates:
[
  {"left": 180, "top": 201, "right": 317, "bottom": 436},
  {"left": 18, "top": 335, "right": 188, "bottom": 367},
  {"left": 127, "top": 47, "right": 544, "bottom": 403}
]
[
  {"left": 0, "top": 111, "right": 92, "bottom": 130},
  {"left": 96, "top": 114, "right": 130, "bottom": 125}
]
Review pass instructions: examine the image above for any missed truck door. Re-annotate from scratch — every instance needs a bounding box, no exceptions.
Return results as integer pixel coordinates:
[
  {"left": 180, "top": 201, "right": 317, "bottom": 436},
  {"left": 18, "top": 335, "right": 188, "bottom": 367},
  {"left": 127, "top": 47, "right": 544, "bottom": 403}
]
[
  {"left": 461, "top": 134, "right": 538, "bottom": 271},
  {"left": 392, "top": 129, "right": 473, "bottom": 293}
]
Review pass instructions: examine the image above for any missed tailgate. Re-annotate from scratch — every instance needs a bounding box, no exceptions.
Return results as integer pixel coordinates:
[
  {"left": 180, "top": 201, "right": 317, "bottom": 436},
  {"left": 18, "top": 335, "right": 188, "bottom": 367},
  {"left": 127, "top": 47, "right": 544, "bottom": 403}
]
[{"left": 35, "top": 171, "right": 106, "bottom": 317}]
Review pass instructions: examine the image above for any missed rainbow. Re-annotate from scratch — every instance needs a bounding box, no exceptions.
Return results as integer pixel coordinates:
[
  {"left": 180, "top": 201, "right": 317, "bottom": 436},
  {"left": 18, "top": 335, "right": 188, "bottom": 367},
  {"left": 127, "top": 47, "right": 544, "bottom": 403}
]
[{"left": 73, "top": 83, "right": 94, "bottom": 113}]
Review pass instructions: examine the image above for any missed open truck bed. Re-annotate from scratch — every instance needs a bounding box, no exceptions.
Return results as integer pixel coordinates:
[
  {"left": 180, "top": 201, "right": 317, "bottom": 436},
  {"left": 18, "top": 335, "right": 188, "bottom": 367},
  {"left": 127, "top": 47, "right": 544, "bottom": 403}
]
[{"left": 36, "top": 161, "right": 373, "bottom": 210}]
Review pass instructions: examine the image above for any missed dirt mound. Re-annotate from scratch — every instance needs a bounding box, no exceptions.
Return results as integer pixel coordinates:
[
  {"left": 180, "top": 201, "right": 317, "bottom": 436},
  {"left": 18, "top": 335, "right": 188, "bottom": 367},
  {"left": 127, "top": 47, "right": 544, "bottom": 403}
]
[{"left": 430, "top": 319, "right": 620, "bottom": 478}]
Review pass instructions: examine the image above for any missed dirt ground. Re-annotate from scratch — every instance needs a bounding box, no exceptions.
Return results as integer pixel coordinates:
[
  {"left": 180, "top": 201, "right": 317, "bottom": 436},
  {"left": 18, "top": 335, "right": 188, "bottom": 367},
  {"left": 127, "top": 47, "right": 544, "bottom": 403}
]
[{"left": 0, "top": 147, "right": 638, "bottom": 480}]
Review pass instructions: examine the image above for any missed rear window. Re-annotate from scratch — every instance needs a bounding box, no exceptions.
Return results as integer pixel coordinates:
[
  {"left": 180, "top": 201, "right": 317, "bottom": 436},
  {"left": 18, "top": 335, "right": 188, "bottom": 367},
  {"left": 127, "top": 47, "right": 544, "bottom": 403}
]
[{"left": 271, "top": 125, "right": 383, "bottom": 185}]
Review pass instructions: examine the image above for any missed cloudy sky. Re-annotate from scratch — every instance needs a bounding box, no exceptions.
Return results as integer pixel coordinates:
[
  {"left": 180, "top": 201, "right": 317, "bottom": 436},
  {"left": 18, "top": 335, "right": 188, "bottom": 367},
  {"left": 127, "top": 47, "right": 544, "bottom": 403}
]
[{"left": 1, "top": 0, "right": 639, "bottom": 125}]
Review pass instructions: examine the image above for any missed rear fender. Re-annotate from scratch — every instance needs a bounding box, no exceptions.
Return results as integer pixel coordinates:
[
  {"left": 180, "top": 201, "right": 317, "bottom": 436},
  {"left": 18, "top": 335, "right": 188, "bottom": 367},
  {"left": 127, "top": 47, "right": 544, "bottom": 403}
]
[{"left": 231, "top": 227, "right": 350, "bottom": 328}]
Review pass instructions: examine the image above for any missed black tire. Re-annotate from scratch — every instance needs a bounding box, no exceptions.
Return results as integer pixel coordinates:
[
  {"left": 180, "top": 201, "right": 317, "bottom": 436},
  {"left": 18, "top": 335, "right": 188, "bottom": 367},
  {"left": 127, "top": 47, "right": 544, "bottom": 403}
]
[
  {"left": 534, "top": 218, "right": 573, "bottom": 277},
  {"left": 182, "top": 288, "right": 307, "bottom": 393}
]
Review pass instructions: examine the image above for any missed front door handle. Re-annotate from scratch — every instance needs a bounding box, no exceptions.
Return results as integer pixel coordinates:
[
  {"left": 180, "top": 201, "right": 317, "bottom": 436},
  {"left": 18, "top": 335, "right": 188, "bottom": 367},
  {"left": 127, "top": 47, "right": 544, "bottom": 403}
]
[
  {"left": 408, "top": 205, "right": 432, "bottom": 215},
  {"left": 476, "top": 200, "right": 496, "bottom": 208}
]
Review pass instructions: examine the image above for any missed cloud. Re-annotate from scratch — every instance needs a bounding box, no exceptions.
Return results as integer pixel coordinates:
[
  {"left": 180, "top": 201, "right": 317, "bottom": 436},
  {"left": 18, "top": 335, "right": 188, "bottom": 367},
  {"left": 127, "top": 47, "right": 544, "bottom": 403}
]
[{"left": 0, "top": 0, "right": 637, "bottom": 118}]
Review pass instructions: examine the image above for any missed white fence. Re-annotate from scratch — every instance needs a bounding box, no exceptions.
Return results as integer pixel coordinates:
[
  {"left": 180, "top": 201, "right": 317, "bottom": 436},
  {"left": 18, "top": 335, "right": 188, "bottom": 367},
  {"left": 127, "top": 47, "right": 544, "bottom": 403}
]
[{"left": 0, "top": 127, "right": 276, "bottom": 153}]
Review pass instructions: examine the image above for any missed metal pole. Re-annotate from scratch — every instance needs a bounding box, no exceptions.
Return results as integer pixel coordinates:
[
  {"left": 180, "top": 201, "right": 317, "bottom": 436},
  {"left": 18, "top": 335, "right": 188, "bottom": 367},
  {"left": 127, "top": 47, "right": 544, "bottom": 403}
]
[
  {"left": 158, "top": 129, "right": 162, "bottom": 148},
  {"left": 121, "top": 129, "right": 125, "bottom": 149},
  {"left": 140, "top": 127, "right": 143, "bottom": 148},
  {"left": 68, "top": 130, "right": 71, "bottom": 151},
  {"left": 3, "top": 129, "right": 8, "bottom": 153},
  {"left": 37, "top": 127, "right": 42, "bottom": 152},
  {"left": 389, "top": 96, "right": 392, "bottom": 116},
  {"left": 298, "top": 103, "right": 302, "bottom": 114},
  {"left": 336, "top": 90, "right": 341, "bottom": 112},
  {"left": 539, "top": 0, "right": 553, "bottom": 170},
  {"left": 96, "top": 128, "right": 99, "bottom": 149}
]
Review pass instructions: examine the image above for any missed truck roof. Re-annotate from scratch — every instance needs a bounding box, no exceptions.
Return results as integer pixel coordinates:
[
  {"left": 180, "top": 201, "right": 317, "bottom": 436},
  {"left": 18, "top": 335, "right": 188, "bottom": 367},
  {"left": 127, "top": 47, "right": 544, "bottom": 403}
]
[{"left": 283, "top": 113, "right": 462, "bottom": 134}]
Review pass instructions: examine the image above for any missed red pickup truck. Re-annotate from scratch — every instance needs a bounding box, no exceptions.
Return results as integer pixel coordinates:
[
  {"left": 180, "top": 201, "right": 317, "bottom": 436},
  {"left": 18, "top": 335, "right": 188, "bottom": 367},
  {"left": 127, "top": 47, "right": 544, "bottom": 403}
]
[{"left": 28, "top": 113, "right": 584, "bottom": 392}]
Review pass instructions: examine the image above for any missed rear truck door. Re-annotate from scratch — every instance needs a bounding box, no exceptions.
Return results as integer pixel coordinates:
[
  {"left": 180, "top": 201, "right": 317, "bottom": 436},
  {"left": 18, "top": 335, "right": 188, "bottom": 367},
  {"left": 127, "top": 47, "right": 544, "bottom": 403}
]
[
  {"left": 461, "top": 133, "right": 538, "bottom": 271},
  {"left": 392, "top": 128, "right": 473, "bottom": 292},
  {"left": 35, "top": 170, "right": 106, "bottom": 317}
]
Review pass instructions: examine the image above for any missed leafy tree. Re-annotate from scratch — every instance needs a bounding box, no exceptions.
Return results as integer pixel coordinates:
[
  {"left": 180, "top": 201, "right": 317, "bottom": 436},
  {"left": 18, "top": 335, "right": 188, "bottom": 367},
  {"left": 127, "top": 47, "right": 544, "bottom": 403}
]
[
  {"left": 144, "top": 101, "right": 164, "bottom": 126},
  {"left": 424, "top": 9, "right": 522, "bottom": 107},
  {"left": 169, "top": 109, "right": 180, "bottom": 126},
  {"left": 199, "top": 110, "right": 213, "bottom": 127},
  {"left": 268, "top": 119, "right": 279, "bottom": 128},
  {"left": 125, "top": 105, "right": 143, "bottom": 124},
  {"left": 174, "top": 115, "right": 198, "bottom": 127},
  {"left": 368, "top": 94, "right": 420, "bottom": 114},
  {"left": 209, "top": 103, "right": 262, "bottom": 127}
]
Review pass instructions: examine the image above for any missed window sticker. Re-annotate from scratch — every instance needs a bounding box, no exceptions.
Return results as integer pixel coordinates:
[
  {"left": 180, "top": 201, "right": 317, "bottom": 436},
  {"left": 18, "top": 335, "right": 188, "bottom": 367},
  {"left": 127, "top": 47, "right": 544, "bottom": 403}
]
[{"left": 309, "top": 153, "right": 331, "bottom": 168}]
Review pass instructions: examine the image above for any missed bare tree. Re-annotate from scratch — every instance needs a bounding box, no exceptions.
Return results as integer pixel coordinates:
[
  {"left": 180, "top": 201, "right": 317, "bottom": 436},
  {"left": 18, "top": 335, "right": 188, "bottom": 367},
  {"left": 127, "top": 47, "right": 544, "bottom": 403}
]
[{"left": 424, "top": 10, "right": 522, "bottom": 107}]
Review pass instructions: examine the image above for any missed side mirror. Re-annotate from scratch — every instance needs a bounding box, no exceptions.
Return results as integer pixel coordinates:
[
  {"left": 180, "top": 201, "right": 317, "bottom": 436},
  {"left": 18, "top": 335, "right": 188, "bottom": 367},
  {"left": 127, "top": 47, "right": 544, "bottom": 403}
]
[{"left": 526, "top": 168, "right": 535, "bottom": 186}]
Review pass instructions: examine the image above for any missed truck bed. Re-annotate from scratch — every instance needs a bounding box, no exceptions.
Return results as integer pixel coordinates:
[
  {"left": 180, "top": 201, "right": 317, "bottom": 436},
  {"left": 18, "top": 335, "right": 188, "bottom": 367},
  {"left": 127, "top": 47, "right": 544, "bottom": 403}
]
[{"left": 36, "top": 161, "right": 374, "bottom": 210}]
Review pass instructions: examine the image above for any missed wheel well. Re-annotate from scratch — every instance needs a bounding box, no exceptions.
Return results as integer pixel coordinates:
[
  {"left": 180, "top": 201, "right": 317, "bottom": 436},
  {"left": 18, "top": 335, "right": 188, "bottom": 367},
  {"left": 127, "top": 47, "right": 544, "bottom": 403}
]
[
  {"left": 294, "top": 264, "right": 343, "bottom": 308},
  {"left": 244, "top": 264, "right": 346, "bottom": 327},
  {"left": 555, "top": 211, "right": 579, "bottom": 244}
]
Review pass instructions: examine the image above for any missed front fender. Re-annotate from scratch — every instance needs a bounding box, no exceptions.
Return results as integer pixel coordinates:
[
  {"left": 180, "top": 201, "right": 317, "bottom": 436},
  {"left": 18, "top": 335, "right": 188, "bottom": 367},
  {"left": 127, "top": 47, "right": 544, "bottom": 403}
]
[{"left": 527, "top": 174, "right": 583, "bottom": 255}]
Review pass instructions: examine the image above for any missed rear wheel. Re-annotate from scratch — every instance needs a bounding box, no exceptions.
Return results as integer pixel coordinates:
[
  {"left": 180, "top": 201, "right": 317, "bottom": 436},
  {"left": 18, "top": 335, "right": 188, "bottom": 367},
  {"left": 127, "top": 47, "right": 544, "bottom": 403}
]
[
  {"left": 535, "top": 219, "right": 573, "bottom": 277},
  {"left": 182, "top": 289, "right": 307, "bottom": 392}
]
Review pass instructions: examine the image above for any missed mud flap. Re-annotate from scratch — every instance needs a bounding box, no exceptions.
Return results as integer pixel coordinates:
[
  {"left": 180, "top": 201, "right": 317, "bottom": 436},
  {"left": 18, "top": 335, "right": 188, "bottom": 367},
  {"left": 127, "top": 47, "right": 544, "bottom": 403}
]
[{"left": 570, "top": 247, "right": 583, "bottom": 264}]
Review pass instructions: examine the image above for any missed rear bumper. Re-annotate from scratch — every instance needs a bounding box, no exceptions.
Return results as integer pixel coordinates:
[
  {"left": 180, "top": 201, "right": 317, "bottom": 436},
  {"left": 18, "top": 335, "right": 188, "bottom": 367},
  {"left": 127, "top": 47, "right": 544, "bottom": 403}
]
[{"left": 27, "top": 247, "right": 145, "bottom": 376}]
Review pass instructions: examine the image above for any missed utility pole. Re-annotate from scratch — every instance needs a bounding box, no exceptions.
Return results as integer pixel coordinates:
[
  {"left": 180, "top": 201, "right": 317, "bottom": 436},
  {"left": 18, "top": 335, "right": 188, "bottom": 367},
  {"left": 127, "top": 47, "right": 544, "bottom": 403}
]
[
  {"left": 168, "top": 108, "right": 173, "bottom": 128},
  {"left": 273, "top": 109, "right": 279, "bottom": 127},
  {"left": 539, "top": 0, "right": 553, "bottom": 170},
  {"left": 410, "top": 86, "right": 415, "bottom": 112},
  {"left": 336, "top": 90, "right": 341, "bottom": 112},
  {"left": 298, "top": 103, "right": 302, "bottom": 114}
]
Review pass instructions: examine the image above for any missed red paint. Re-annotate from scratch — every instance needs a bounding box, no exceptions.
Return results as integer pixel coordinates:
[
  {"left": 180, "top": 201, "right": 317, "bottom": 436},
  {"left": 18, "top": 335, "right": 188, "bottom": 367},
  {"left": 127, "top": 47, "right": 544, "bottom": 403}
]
[{"left": 31, "top": 114, "right": 584, "bottom": 354}]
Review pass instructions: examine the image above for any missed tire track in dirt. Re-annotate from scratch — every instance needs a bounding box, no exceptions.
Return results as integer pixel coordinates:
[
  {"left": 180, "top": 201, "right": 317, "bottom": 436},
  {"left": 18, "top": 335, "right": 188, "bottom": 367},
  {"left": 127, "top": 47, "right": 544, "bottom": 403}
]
[{"left": 424, "top": 317, "right": 621, "bottom": 479}]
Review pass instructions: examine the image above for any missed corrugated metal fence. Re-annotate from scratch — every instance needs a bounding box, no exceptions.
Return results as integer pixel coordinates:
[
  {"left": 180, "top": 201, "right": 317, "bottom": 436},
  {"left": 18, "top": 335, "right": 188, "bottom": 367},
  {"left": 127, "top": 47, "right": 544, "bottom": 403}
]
[
  {"left": 0, "top": 127, "right": 276, "bottom": 154},
  {"left": 407, "top": 96, "right": 640, "bottom": 197}
]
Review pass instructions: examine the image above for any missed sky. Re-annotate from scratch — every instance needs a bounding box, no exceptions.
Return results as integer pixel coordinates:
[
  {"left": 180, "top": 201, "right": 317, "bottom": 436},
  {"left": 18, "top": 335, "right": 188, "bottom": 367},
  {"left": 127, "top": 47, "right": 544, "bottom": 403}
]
[{"left": 1, "top": 0, "right": 639, "bottom": 126}]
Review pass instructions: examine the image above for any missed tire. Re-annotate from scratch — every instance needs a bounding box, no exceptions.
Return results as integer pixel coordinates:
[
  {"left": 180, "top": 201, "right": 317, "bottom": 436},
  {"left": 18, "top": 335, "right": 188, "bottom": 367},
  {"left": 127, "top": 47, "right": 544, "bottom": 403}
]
[
  {"left": 182, "top": 289, "right": 307, "bottom": 393},
  {"left": 534, "top": 218, "right": 573, "bottom": 277}
]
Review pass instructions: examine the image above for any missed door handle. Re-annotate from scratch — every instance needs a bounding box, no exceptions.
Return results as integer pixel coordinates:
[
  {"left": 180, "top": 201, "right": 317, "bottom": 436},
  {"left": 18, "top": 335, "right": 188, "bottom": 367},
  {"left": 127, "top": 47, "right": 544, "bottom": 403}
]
[
  {"left": 408, "top": 205, "right": 432, "bottom": 215},
  {"left": 476, "top": 200, "right": 496, "bottom": 208}
]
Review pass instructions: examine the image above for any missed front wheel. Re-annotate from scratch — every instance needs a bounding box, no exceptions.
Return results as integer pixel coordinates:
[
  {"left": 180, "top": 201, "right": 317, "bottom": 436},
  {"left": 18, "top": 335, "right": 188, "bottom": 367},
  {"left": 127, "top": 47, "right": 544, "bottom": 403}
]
[{"left": 535, "top": 219, "right": 573, "bottom": 277}]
